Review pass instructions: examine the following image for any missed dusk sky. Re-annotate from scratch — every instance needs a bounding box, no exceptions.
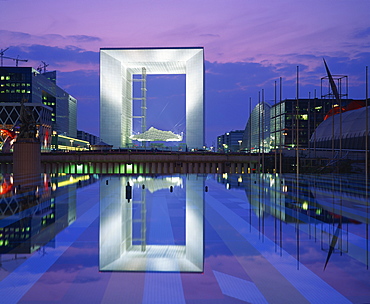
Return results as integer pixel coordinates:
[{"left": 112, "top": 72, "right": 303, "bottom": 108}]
[{"left": 1, "top": 0, "right": 369, "bottom": 146}]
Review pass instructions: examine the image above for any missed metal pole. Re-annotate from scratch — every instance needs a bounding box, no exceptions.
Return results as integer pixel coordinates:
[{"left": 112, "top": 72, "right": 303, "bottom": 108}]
[
  {"left": 366, "top": 66, "right": 368, "bottom": 179},
  {"left": 249, "top": 97, "right": 252, "bottom": 162},
  {"left": 366, "top": 65, "right": 369, "bottom": 269},
  {"left": 339, "top": 77, "right": 343, "bottom": 161},
  {"left": 274, "top": 81, "right": 277, "bottom": 173},
  {"left": 279, "top": 77, "right": 283, "bottom": 174},
  {"left": 262, "top": 89, "right": 265, "bottom": 173},
  {"left": 308, "top": 92, "right": 311, "bottom": 155},
  {"left": 258, "top": 91, "right": 261, "bottom": 173},
  {"left": 314, "top": 89, "right": 317, "bottom": 159},
  {"left": 296, "top": 66, "right": 299, "bottom": 175}
]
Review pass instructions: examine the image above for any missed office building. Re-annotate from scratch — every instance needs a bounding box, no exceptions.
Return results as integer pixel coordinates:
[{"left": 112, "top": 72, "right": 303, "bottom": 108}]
[
  {"left": 241, "top": 98, "right": 360, "bottom": 153},
  {"left": 241, "top": 101, "right": 272, "bottom": 153},
  {"left": 217, "top": 130, "right": 244, "bottom": 152},
  {"left": 0, "top": 67, "right": 77, "bottom": 145},
  {"left": 270, "top": 98, "right": 355, "bottom": 150},
  {"left": 77, "top": 130, "right": 100, "bottom": 146}
]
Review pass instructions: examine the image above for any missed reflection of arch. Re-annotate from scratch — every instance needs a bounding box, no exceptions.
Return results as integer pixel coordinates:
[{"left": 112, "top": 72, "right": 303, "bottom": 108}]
[{"left": 99, "top": 175, "right": 204, "bottom": 272}]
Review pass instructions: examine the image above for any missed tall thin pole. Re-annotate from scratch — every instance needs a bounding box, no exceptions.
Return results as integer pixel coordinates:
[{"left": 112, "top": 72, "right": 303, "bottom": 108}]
[
  {"left": 295, "top": 66, "right": 300, "bottom": 269},
  {"left": 366, "top": 66, "right": 368, "bottom": 179},
  {"left": 274, "top": 81, "right": 277, "bottom": 173},
  {"left": 308, "top": 92, "right": 311, "bottom": 156},
  {"left": 339, "top": 77, "right": 343, "bottom": 161},
  {"left": 249, "top": 97, "right": 252, "bottom": 160},
  {"left": 262, "top": 89, "right": 265, "bottom": 173},
  {"left": 296, "top": 66, "right": 299, "bottom": 175},
  {"left": 279, "top": 77, "right": 283, "bottom": 173},
  {"left": 314, "top": 89, "right": 317, "bottom": 158},
  {"left": 258, "top": 91, "right": 261, "bottom": 173},
  {"left": 366, "top": 65, "right": 369, "bottom": 269}
]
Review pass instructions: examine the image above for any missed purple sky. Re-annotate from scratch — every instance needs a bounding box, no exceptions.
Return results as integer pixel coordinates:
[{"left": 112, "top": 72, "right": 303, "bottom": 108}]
[{"left": 1, "top": 0, "right": 369, "bottom": 146}]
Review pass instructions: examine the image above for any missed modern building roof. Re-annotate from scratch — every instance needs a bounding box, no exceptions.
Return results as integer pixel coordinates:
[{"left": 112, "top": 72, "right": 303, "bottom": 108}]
[{"left": 311, "top": 106, "right": 370, "bottom": 142}]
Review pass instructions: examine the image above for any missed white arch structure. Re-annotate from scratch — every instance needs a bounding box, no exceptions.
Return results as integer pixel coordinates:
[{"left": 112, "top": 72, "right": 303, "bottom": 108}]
[{"left": 100, "top": 47, "right": 204, "bottom": 149}]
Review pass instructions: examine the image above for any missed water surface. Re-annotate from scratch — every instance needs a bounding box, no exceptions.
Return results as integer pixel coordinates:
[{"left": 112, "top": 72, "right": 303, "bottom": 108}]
[{"left": 0, "top": 173, "right": 369, "bottom": 303}]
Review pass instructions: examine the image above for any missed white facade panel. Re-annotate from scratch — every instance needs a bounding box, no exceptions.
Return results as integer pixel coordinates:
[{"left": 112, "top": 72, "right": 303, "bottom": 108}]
[{"left": 100, "top": 52, "right": 123, "bottom": 147}]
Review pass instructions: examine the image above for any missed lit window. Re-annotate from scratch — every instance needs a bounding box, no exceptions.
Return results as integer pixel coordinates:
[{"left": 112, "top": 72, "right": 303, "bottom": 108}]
[
  {"left": 52, "top": 118, "right": 55, "bottom": 121},
  {"left": 0, "top": 76, "right": 4, "bottom": 80},
  {"left": 6, "top": 76, "right": 10, "bottom": 80},
  {"left": 300, "top": 114, "right": 308, "bottom": 120}
]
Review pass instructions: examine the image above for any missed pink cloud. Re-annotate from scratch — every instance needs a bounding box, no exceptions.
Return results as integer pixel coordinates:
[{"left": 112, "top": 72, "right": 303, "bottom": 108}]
[{"left": 1, "top": 0, "right": 369, "bottom": 68}]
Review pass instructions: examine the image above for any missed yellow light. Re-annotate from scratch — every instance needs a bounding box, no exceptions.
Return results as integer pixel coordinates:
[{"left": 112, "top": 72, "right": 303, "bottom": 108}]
[
  {"left": 58, "top": 175, "right": 90, "bottom": 188},
  {"left": 302, "top": 202, "right": 308, "bottom": 210}
]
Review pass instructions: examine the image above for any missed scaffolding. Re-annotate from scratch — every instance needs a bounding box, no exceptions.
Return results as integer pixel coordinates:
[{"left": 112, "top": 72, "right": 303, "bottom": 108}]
[{"left": 321, "top": 70, "right": 348, "bottom": 162}]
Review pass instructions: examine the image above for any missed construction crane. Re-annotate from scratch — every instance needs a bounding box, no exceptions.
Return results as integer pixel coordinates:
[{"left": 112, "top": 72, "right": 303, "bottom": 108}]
[
  {"left": 0, "top": 47, "right": 9, "bottom": 66},
  {"left": 13, "top": 55, "right": 28, "bottom": 67},
  {"left": 37, "top": 61, "right": 49, "bottom": 73},
  {"left": 0, "top": 47, "right": 28, "bottom": 67}
]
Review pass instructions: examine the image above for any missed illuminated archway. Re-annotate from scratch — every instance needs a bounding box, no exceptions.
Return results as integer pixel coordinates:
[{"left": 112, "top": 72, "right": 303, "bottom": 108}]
[{"left": 100, "top": 47, "right": 204, "bottom": 149}]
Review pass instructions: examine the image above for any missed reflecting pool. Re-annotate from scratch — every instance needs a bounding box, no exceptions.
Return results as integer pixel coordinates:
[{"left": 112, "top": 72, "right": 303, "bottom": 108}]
[{"left": 0, "top": 173, "right": 369, "bottom": 303}]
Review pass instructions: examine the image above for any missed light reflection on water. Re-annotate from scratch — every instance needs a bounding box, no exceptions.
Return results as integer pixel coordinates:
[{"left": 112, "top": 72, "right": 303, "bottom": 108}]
[{"left": 0, "top": 173, "right": 369, "bottom": 303}]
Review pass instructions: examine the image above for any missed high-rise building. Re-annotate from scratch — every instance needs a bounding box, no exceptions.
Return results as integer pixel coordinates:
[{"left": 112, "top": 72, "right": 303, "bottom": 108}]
[{"left": 0, "top": 67, "right": 77, "bottom": 138}]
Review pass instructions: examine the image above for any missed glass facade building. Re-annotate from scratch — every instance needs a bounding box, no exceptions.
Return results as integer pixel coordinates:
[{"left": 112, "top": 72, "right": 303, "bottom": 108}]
[
  {"left": 241, "top": 101, "right": 272, "bottom": 153},
  {"left": 270, "top": 98, "right": 338, "bottom": 150},
  {"left": 100, "top": 48, "right": 204, "bottom": 149},
  {"left": 217, "top": 130, "right": 244, "bottom": 152},
  {"left": 242, "top": 98, "right": 354, "bottom": 152},
  {"left": 0, "top": 67, "right": 77, "bottom": 138}
]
